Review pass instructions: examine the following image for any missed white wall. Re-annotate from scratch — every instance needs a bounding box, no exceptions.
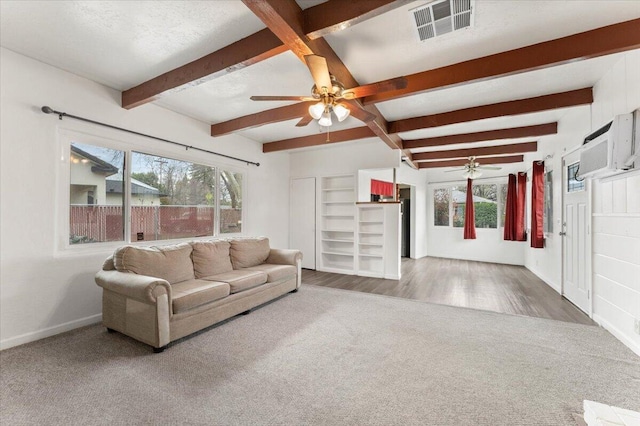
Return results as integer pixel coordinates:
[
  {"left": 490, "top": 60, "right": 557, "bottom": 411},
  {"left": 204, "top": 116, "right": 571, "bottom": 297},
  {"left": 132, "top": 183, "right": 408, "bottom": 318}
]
[
  {"left": 589, "top": 51, "right": 640, "bottom": 355},
  {"left": 524, "top": 50, "right": 640, "bottom": 355},
  {"left": 0, "top": 48, "right": 290, "bottom": 349}
]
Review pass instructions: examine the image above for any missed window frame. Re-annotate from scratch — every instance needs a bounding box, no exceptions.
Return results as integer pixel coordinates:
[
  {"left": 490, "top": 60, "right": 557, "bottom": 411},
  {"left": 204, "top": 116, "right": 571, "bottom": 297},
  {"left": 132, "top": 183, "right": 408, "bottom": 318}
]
[{"left": 57, "top": 128, "right": 247, "bottom": 254}]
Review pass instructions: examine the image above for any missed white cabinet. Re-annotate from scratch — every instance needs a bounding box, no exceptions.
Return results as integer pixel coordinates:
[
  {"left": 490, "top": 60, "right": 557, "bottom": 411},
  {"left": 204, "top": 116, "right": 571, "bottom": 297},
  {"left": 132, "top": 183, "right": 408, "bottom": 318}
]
[{"left": 318, "top": 175, "right": 356, "bottom": 274}]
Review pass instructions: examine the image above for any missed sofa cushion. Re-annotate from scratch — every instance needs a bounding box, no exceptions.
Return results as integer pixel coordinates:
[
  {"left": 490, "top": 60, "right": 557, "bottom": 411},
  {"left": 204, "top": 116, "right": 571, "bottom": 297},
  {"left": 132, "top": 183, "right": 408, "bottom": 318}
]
[
  {"left": 244, "top": 264, "right": 297, "bottom": 283},
  {"left": 191, "top": 241, "right": 233, "bottom": 278},
  {"left": 229, "top": 238, "right": 270, "bottom": 269},
  {"left": 113, "top": 243, "right": 194, "bottom": 284},
  {"left": 171, "top": 279, "right": 230, "bottom": 314},
  {"left": 202, "top": 270, "right": 267, "bottom": 294}
]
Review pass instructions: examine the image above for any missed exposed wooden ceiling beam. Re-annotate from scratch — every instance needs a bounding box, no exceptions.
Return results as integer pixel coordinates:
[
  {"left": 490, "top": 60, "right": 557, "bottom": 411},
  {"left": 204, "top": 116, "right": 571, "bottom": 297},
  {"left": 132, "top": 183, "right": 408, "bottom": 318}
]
[
  {"left": 263, "top": 127, "right": 375, "bottom": 153},
  {"left": 122, "top": 29, "right": 286, "bottom": 109},
  {"left": 404, "top": 123, "right": 557, "bottom": 149},
  {"left": 243, "top": 0, "right": 409, "bottom": 161},
  {"left": 365, "top": 18, "right": 640, "bottom": 104},
  {"left": 418, "top": 155, "right": 524, "bottom": 169},
  {"left": 413, "top": 142, "right": 538, "bottom": 161},
  {"left": 211, "top": 102, "right": 316, "bottom": 137},
  {"left": 389, "top": 88, "right": 592, "bottom": 134},
  {"left": 304, "top": 0, "right": 412, "bottom": 40},
  {"left": 122, "top": 1, "right": 400, "bottom": 109}
]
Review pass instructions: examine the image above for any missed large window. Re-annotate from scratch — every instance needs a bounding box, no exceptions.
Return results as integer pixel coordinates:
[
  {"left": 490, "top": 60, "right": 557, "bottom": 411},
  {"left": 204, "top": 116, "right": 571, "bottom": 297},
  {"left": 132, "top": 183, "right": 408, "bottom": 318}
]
[
  {"left": 434, "top": 188, "right": 450, "bottom": 226},
  {"left": 219, "top": 170, "right": 243, "bottom": 233},
  {"left": 64, "top": 137, "right": 245, "bottom": 248},
  {"left": 130, "top": 152, "right": 217, "bottom": 242},
  {"left": 434, "top": 182, "right": 499, "bottom": 230},
  {"left": 69, "top": 142, "right": 125, "bottom": 245},
  {"left": 472, "top": 184, "right": 497, "bottom": 229}
]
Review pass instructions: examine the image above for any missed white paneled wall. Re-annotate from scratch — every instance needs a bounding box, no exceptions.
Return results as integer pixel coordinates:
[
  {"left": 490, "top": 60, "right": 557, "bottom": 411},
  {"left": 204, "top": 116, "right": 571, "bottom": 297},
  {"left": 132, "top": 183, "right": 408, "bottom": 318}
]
[
  {"left": 591, "top": 172, "right": 640, "bottom": 355},
  {"left": 588, "top": 50, "right": 640, "bottom": 356}
]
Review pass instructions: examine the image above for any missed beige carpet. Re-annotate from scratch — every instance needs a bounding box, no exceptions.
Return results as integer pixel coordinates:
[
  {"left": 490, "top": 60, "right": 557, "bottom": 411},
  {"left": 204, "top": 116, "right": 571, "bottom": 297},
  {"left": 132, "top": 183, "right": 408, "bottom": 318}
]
[{"left": 1, "top": 285, "right": 638, "bottom": 425}]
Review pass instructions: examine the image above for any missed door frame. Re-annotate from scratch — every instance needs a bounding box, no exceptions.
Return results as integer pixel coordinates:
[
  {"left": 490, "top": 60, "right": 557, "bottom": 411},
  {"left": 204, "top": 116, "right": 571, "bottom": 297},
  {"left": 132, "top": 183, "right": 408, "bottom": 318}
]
[{"left": 561, "top": 146, "right": 593, "bottom": 317}]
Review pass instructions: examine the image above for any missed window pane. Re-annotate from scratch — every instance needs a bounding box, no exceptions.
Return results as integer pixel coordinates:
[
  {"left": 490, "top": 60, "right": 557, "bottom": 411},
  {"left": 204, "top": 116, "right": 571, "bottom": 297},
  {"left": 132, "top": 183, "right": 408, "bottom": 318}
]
[
  {"left": 434, "top": 188, "right": 449, "bottom": 226},
  {"left": 219, "top": 170, "right": 243, "bottom": 234},
  {"left": 131, "top": 152, "right": 215, "bottom": 241},
  {"left": 544, "top": 171, "right": 553, "bottom": 233},
  {"left": 452, "top": 185, "right": 466, "bottom": 227},
  {"left": 567, "top": 162, "right": 584, "bottom": 192},
  {"left": 69, "top": 142, "right": 125, "bottom": 244},
  {"left": 498, "top": 183, "right": 508, "bottom": 228},
  {"left": 473, "top": 184, "right": 497, "bottom": 229}
]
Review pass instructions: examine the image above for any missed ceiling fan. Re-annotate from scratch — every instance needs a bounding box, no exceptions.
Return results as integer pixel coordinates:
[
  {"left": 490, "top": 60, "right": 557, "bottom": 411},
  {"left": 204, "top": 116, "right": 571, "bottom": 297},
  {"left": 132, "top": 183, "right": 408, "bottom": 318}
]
[
  {"left": 250, "top": 55, "right": 407, "bottom": 128},
  {"left": 445, "top": 156, "right": 501, "bottom": 179}
]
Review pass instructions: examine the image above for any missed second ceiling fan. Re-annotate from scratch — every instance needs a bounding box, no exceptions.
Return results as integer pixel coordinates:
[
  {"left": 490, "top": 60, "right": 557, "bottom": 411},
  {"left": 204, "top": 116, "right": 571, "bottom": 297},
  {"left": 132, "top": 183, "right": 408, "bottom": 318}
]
[{"left": 250, "top": 55, "right": 407, "bottom": 128}]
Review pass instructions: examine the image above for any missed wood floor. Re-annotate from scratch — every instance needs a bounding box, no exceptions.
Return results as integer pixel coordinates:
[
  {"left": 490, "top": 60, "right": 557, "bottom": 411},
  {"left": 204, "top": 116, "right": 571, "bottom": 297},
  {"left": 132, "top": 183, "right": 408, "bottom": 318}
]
[{"left": 302, "top": 257, "right": 595, "bottom": 325}]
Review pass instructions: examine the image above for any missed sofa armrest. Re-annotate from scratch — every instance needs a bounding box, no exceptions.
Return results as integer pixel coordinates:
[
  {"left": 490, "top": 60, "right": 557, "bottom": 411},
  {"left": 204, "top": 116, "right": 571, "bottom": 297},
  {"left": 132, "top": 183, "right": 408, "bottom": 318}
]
[
  {"left": 95, "top": 270, "right": 171, "bottom": 305},
  {"left": 265, "top": 249, "right": 302, "bottom": 266}
]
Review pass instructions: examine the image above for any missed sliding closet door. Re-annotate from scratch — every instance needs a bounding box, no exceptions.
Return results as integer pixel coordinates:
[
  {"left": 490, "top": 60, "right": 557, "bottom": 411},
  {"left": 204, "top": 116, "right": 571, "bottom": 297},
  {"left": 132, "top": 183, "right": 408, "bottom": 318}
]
[{"left": 291, "top": 177, "right": 316, "bottom": 269}]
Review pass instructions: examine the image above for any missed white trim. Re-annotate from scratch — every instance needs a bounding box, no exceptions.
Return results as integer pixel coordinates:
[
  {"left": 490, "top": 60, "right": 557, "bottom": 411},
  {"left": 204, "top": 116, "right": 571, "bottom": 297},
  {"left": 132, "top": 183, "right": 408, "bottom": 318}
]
[
  {"left": 0, "top": 314, "right": 102, "bottom": 351},
  {"left": 593, "top": 314, "right": 640, "bottom": 357}
]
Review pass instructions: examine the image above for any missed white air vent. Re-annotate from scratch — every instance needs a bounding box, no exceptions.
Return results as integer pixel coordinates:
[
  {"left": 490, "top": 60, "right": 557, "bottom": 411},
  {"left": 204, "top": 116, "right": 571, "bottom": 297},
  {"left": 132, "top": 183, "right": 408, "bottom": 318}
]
[{"left": 411, "top": 0, "right": 473, "bottom": 42}]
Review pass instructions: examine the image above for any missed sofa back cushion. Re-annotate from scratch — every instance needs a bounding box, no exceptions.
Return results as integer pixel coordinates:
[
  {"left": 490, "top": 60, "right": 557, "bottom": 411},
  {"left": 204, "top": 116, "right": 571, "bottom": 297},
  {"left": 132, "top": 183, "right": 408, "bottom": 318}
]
[
  {"left": 191, "top": 241, "right": 233, "bottom": 278},
  {"left": 113, "top": 243, "right": 194, "bottom": 284},
  {"left": 229, "top": 237, "right": 270, "bottom": 269}
]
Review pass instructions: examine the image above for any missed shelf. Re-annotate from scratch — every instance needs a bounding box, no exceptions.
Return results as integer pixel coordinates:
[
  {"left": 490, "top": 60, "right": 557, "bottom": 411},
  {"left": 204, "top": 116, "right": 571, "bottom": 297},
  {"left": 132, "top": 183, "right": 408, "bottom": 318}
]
[
  {"left": 358, "top": 254, "right": 383, "bottom": 258},
  {"left": 322, "top": 228, "right": 354, "bottom": 233},
  {"left": 322, "top": 201, "right": 354, "bottom": 205},
  {"left": 322, "top": 187, "right": 354, "bottom": 192},
  {"left": 323, "top": 214, "right": 355, "bottom": 218},
  {"left": 358, "top": 242, "right": 383, "bottom": 247},
  {"left": 323, "top": 238, "right": 354, "bottom": 243},
  {"left": 358, "top": 232, "right": 383, "bottom": 235},
  {"left": 359, "top": 220, "right": 383, "bottom": 224},
  {"left": 322, "top": 251, "right": 354, "bottom": 257}
]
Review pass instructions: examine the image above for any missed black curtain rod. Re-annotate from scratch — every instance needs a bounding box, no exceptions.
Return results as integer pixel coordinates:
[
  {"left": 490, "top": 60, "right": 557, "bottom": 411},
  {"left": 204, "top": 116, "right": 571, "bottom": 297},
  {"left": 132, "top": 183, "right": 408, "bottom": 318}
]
[{"left": 41, "top": 106, "right": 260, "bottom": 167}]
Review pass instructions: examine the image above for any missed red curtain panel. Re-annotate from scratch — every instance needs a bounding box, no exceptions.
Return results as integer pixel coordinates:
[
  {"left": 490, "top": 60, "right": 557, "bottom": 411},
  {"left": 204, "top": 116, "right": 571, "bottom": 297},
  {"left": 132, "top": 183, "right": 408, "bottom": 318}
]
[
  {"left": 504, "top": 174, "right": 517, "bottom": 240},
  {"left": 516, "top": 172, "right": 527, "bottom": 241},
  {"left": 371, "top": 179, "right": 394, "bottom": 196},
  {"left": 463, "top": 178, "right": 476, "bottom": 239},
  {"left": 530, "top": 162, "right": 545, "bottom": 248}
]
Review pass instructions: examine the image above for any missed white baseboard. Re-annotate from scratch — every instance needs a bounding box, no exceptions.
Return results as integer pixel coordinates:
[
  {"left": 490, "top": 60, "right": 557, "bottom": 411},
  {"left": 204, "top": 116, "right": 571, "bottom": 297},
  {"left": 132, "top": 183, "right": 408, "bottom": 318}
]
[
  {"left": 526, "top": 266, "right": 561, "bottom": 294},
  {"left": 593, "top": 314, "right": 640, "bottom": 357},
  {"left": 0, "top": 313, "right": 102, "bottom": 351}
]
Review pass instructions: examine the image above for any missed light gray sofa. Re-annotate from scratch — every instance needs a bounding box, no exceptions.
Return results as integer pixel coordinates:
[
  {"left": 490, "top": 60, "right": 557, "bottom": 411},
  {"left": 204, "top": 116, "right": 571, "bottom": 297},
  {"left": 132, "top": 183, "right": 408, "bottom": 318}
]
[{"left": 95, "top": 237, "right": 302, "bottom": 352}]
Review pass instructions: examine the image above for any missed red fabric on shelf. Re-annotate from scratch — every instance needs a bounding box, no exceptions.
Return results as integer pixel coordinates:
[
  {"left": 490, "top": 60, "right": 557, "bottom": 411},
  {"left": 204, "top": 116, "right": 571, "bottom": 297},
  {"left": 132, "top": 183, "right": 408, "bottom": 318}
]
[
  {"left": 516, "top": 172, "right": 527, "bottom": 241},
  {"left": 463, "top": 178, "right": 476, "bottom": 239},
  {"left": 530, "top": 162, "right": 545, "bottom": 248},
  {"left": 371, "top": 179, "right": 394, "bottom": 196},
  {"left": 504, "top": 174, "right": 517, "bottom": 240}
]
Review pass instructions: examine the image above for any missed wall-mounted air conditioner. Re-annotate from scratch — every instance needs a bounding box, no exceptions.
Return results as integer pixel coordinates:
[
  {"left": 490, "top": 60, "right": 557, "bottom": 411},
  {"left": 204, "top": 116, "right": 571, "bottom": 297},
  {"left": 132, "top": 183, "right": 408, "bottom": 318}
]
[{"left": 577, "top": 113, "right": 635, "bottom": 179}]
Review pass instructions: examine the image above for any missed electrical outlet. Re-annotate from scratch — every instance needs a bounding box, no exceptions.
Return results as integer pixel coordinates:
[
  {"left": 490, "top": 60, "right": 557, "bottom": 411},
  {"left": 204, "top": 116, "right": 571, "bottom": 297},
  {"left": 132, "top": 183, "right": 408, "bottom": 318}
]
[{"left": 635, "top": 319, "right": 640, "bottom": 335}]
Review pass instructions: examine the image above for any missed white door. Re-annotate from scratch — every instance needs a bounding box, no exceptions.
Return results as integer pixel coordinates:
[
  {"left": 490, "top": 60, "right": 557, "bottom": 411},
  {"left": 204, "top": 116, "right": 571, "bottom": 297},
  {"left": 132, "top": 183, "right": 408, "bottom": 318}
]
[
  {"left": 291, "top": 177, "right": 316, "bottom": 269},
  {"left": 561, "top": 150, "right": 591, "bottom": 314}
]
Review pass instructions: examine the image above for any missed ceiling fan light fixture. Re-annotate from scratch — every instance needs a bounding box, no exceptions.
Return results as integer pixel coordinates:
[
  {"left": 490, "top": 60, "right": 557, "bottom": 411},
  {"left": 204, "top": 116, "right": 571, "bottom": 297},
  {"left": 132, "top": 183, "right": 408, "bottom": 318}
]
[
  {"left": 318, "top": 110, "right": 332, "bottom": 127},
  {"left": 308, "top": 102, "right": 324, "bottom": 120},
  {"left": 333, "top": 103, "right": 350, "bottom": 122},
  {"left": 463, "top": 169, "right": 482, "bottom": 179}
]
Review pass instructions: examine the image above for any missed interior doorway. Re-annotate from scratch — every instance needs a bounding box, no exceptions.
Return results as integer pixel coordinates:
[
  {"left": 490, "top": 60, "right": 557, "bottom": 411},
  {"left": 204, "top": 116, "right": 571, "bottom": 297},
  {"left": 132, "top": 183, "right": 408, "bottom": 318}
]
[{"left": 399, "top": 185, "right": 412, "bottom": 258}]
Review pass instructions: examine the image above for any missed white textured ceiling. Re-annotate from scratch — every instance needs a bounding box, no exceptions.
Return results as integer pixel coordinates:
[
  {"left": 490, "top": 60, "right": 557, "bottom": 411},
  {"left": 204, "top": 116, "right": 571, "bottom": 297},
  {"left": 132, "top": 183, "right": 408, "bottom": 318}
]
[{"left": 1, "top": 0, "right": 639, "bottom": 158}]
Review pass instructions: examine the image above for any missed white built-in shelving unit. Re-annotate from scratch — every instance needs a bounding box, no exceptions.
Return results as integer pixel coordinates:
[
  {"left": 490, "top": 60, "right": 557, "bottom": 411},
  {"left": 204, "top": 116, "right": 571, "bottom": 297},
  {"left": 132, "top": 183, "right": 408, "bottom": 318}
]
[
  {"left": 319, "top": 175, "right": 356, "bottom": 274},
  {"left": 357, "top": 205, "right": 385, "bottom": 277}
]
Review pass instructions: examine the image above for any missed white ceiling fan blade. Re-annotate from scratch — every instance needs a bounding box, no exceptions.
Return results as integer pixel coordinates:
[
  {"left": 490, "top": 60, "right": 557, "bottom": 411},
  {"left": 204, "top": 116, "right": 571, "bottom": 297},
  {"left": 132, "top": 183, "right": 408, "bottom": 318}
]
[
  {"left": 477, "top": 166, "right": 502, "bottom": 170},
  {"left": 444, "top": 168, "right": 467, "bottom": 172}
]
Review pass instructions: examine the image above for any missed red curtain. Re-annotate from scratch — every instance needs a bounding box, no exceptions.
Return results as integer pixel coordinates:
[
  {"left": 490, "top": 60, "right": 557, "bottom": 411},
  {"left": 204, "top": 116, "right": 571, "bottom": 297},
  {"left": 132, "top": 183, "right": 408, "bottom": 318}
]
[
  {"left": 516, "top": 172, "right": 527, "bottom": 241},
  {"left": 530, "top": 162, "right": 545, "bottom": 248},
  {"left": 463, "top": 178, "right": 476, "bottom": 239},
  {"left": 503, "top": 174, "right": 517, "bottom": 240},
  {"left": 371, "top": 179, "right": 394, "bottom": 196}
]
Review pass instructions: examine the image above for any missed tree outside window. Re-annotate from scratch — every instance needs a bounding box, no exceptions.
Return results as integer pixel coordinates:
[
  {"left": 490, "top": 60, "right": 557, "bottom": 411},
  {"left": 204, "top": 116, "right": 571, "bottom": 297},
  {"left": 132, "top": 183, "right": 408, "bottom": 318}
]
[
  {"left": 434, "top": 188, "right": 450, "bottom": 226},
  {"left": 220, "top": 170, "right": 243, "bottom": 234}
]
